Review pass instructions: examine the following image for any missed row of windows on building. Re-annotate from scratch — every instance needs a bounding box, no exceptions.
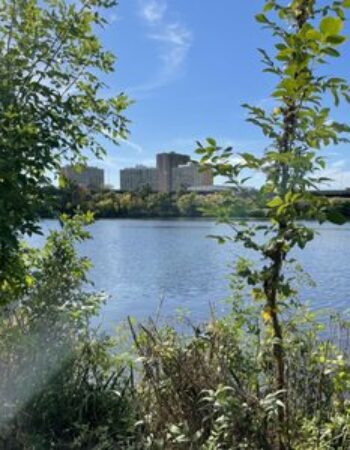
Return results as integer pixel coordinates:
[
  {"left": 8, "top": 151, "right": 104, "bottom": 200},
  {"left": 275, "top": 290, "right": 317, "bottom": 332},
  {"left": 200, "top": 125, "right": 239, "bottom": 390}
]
[
  {"left": 120, "top": 152, "right": 213, "bottom": 193},
  {"left": 62, "top": 152, "right": 214, "bottom": 192},
  {"left": 61, "top": 165, "right": 105, "bottom": 190}
]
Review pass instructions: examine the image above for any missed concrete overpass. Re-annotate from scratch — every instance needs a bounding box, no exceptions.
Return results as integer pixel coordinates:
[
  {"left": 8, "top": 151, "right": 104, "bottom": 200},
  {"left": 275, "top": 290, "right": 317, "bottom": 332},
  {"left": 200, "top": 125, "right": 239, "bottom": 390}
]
[
  {"left": 188, "top": 186, "right": 350, "bottom": 198},
  {"left": 311, "top": 189, "right": 350, "bottom": 198}
]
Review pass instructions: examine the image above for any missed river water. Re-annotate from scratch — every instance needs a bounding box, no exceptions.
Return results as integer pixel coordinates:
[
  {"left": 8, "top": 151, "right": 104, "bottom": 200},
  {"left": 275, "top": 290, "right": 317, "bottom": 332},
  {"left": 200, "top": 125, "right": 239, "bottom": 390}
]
[{"left": 30, "top": 219, "right": 350, "bottom": 330}]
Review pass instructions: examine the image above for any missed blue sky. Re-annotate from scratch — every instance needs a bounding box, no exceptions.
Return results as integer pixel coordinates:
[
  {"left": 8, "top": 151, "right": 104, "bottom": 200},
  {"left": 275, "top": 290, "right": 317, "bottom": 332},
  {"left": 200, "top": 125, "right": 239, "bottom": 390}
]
[{"left": 89, "top": 0, "right": 350, "bottom": 188}]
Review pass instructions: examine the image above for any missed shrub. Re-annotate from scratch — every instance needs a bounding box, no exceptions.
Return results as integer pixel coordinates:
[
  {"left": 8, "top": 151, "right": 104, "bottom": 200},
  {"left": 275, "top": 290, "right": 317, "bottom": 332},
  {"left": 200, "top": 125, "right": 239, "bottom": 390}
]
[
  {"left": 129, "top": 306, "right": 350, "bottom": 449},
  {"left": 0, "top": 215, "right": 137, "bottom": 449}
]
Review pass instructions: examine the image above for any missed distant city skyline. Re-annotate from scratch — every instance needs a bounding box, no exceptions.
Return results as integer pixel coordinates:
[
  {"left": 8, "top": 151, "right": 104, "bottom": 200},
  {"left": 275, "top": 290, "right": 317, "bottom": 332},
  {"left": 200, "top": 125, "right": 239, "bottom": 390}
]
[
  {"left": 120, "top": 151, "right": 213, "bottom": 192},
  {"left": 82, "top": 147, "right": 219, "bottom": 189},
  {"left": 88, "top": 147, "right": 218, "bottom": 189},
  {"left": 62, "top": 165, "right": 105, "bottom": 190}
]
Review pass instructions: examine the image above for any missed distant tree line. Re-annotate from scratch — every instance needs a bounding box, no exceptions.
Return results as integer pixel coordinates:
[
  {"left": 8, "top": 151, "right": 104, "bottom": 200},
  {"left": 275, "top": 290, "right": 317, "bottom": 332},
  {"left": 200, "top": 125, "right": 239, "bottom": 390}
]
[
  {"left": 39, "top": 184, "right": 350, "bottom": 220},
  {"left": 38, "top": 184, "right": 267, "bottom": 219}
]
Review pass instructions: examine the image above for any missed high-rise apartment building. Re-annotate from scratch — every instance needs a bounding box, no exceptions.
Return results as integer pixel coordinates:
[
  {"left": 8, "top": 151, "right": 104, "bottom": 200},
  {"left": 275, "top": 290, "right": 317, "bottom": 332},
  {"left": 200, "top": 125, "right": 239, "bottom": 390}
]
[
  {"left": 119, "top": 152, "right": 214, "bottom": 192},
  {"left": 172, "top": 162, "right": 214, "bottom": 192},
  {"left": 156, "top": 152, "right": 190, "bottom": 193},
  {"left": 62, "top": 165, "right": 104, "bottom": 190},
  {"left": 120, "top": 166, "right": 158, "bottom": 192}
]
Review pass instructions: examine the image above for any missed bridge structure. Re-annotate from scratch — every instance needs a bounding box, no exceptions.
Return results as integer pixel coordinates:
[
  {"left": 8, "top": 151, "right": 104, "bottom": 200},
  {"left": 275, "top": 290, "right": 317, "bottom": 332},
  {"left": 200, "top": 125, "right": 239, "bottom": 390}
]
[
  {"left": 188, "top": 186, "right": 350, "bottom": 198},
  {"left": 311, "top": 189, "right": 350, "bottom": 198}
]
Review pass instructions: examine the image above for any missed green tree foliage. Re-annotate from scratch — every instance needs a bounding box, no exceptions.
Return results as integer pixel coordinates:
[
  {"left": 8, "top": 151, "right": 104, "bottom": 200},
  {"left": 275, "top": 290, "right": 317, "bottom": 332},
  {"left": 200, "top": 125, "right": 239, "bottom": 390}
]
[
  {"left": 196, "top": 0, "right": 350, "bottom": 447},
  {"left": 40, "top": 184, "right": 267, "bottom": 219},
  {"left": 0, "top": 214, "right": 137, "bottom": 448},
  {"left": 176, "top": 193, "right": 201, "bottom": 216},
  {"left": 0, "top": 0, "right": 129, "bottom": 294},
  {"left": 129, "top": 307, "right": 350, "bottom": 449},
  {"left": 42, "top": 184, "right": 350, "bottom": 220}
]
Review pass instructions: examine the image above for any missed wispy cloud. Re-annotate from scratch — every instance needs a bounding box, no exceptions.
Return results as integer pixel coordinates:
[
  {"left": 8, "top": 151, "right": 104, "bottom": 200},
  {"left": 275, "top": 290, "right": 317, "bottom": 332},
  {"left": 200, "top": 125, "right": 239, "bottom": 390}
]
[
  {"left": 149, "top": 23, "right": 192, "bottom": 72},
  {"left": 118, "top": 138, "right": 144, "bottom": 154},
  {"left": 320, "top": 159, "right": 350, "bottom": 189},
  {"left": 109, "top": 12, "right": 122, "bottom": 24},
  {"left": 132, "top": 0, "right": 192, "bottom": 94},
  {"left": 140, "top": 0, "right": 167, "bottom": 23}
]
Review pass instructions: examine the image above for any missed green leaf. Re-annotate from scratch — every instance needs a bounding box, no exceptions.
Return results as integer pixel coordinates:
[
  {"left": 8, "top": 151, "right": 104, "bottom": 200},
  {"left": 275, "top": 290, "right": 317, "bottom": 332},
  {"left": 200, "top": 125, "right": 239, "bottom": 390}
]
[
  {"left": 327, "top": 210, "right": 347, "bottom": 225},
  {"left": 306, "top": 29, "right": 322, "bottom": 40},
  {"left": 323, "top": 47, "right": 340, "bottom": 57},
  {"left": 206, "top": 137, "right": 217, "bottom": 147},
  {"left": 267, "top": 197, "right": 283, "bottom": 208},
  {"left": 255, "top": 14, "right": 269, "bottom": 24},
  {"left": 326, "top": 35, "right": 347, "bottom": 45},
  {"left": 58, "top": 174, "right": 68, "bottom": 189},
  {"left": 263, "top": 3, "right": 274, "bottom": 12},
  {"left": 320, "top": 17, "right": 344, "bottom": 36},
  {"left": 343, "top": 0, "right": 350, "bottom": 8},
  {"left": 208, "top": 235, "right": 226, "bottom": 244}
]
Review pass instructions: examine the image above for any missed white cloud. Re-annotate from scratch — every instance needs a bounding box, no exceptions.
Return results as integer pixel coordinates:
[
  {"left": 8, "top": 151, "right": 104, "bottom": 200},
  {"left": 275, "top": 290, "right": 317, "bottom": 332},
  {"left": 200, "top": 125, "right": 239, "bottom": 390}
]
[
  {"left": 132, "top": 1, "right": 192, "bottom": 94},
  {"left": 140, "top": 0, "right": 167, "bottom": 23},
  {"left": 149, "top": 23, "right": 192, "bottom": 72},
  {"left": 330, "top": 159, "right": 346, "bottom": 169},
  {"left": 118, "top": 138, "right": 144, "bottom": 154},
  {"left": 320, "top": 159, "right": 350, "bottom": 189},
  {"left": 109, "top": 13, "right": 121, "bottom": 24}
]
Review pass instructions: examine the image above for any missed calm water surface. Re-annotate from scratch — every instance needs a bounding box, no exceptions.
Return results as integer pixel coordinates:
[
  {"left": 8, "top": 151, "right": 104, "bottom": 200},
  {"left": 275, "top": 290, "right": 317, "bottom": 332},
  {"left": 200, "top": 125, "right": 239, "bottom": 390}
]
[{"left": 31, "top": 219, "right": 350, "bottom": 330}]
